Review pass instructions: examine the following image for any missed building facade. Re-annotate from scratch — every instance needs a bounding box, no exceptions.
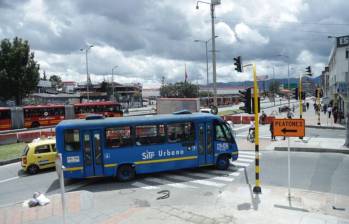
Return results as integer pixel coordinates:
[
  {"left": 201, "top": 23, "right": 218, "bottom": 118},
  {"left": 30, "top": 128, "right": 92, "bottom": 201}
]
[{"left": 326, "top": 35, "right": 349, "bottom": 118}]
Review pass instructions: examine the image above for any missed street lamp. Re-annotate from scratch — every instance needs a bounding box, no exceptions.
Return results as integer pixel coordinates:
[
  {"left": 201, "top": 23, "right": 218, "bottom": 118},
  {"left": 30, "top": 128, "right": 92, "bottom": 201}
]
[
  {"left": 80, "top": 45, "right": 94, "bottom": 101},
  {"left": 196, "top": 0, "right": 221, "bottom": 107},
  {"left": 276, "top": 54, "right": 291, "bottom": 107},
  {"left": 111, "top": 65, "right": 118, "bottom": 101},
  {"left": 194, "top": 36, "right": 218, "bottom": 86}
]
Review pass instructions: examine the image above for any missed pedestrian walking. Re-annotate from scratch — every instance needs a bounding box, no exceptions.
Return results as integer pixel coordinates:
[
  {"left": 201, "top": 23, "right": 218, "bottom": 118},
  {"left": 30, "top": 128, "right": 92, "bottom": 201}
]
[
  {"left": 323, "top": 104, "right": 327, "bottom": 115},
  {"left": 327, "top": 105, "right": 332, "bottom": 118},
  {"left": 270, "top": 120, "right": 276, "bottom": 141},
  {"left": 333, "top": 107, "right": 338, "bottom": 123},
  {"left": 306, "top": 102, "right": 309, "bottom": 110}
]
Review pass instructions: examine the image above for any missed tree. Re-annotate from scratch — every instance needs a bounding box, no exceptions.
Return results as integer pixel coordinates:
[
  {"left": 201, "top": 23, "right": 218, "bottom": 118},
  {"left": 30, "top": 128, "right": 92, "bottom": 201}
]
[
  {"left": 0, "top": 37, "right": 40, "bottom": 105},
  {"left": 160, "top": 82, "right": 199, "bottom": 98},
  {"left": 269, "top": 80, "right": 280, "bottom": 95},
  {"left": 49, "top": 75, "right": 63, "bottom": 89}
]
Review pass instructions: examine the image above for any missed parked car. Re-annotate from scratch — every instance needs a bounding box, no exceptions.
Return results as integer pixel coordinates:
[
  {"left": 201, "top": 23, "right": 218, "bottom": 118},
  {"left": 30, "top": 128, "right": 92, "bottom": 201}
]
[
  {"left": 279, "top": 105, "right": 290, "bottom": 113},
  {"left": 21, "top": 138, "right": 57, "bottom": 174}
]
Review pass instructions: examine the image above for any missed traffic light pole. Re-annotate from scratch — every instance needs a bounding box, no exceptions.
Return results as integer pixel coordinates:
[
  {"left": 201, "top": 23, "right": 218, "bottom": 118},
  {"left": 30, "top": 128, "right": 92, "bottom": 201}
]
[
  {"left": 299, "top": 75, "right": 303, "bottom": 119},
  {"left": 252, "top": 64, "right": 261, "bottom": 194},
  {"left": 317, "top": 88, "right": 321, "bottom": 125}
]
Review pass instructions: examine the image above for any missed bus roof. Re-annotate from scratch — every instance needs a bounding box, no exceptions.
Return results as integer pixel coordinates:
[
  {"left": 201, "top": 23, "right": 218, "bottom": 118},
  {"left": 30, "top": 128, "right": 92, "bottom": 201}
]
[
  {"left": 23, "top": 104, "right": 65, "bottom": 109},
  {"left": 56, "top": 113, "right": 223, "bottom": 129},
  {"left": 74, "top": 101, "right": 120, "bottom": 107}
]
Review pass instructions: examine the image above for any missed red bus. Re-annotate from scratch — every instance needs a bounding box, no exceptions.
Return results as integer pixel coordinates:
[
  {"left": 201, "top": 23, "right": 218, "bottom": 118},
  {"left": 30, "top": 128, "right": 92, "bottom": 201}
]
[
  {"left": 23, "top": 105, "right": 65, "bottom": 128},
  {"left": 0, "top": 107, "right": 11, "bottom": 130},
  {"left": 74, "top": 101, "right": 123, "bottom": 119}
]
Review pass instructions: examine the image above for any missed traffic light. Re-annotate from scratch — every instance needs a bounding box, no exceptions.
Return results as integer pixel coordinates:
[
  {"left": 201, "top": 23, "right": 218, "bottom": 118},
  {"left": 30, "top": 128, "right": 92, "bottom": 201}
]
[
  {"left": 234, "top": 56, "right": 242, "bottom": 72},
  {"left": 238, "top": 87, "right": 252, "bottom": 113},
  {"left": 294, "top": 88, "right": 299, "bottom": 100},
  {"left": 305, "top": 66, "right": 312, "bottom": 75},
  {"left": 252, "top": 97, "right": 261, "bottom": 114}
]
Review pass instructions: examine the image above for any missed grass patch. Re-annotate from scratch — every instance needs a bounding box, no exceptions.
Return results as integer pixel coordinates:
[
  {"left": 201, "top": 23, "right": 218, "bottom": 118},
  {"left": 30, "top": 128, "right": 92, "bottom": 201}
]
[
  {"left": 0, "top": 142, "right": 26, "bottom": 161},
  {"left": 218, "top": 109, "right": 243, "bottom": 116}
]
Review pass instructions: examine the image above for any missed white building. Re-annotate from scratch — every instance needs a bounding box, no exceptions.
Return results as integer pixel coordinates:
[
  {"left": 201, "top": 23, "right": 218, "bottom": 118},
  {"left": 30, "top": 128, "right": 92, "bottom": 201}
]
[{"left": 326, "top": 35, "right": 349, "bottom": 118}]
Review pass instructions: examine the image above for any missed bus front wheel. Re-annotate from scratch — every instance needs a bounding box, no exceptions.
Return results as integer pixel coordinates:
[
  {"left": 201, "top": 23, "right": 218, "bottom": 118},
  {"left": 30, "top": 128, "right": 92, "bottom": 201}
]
[
  {"left": 117, "top": 165, "right": 135, "bottom": 181},
  {"left": 216, "top": 156, "right": 230, "bottom": 170}
]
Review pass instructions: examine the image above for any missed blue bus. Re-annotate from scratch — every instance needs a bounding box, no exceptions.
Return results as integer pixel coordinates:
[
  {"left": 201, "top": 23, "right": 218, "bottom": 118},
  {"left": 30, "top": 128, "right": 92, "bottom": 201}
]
[{"left": 55, "top": 112, "right": 238, "bottom": 181}]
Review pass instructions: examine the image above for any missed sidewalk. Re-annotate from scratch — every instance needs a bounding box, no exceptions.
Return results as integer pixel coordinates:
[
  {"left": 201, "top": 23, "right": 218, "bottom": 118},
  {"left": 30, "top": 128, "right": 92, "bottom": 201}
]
[
  {"left": 283, "top": 101, "right": 346, "bottom": 130},
  {"left": 0, "top": 184, "right": 348, "bottom": 224},
  {"left": 266, "top": 137, "right": 349, "bottom": 154}
]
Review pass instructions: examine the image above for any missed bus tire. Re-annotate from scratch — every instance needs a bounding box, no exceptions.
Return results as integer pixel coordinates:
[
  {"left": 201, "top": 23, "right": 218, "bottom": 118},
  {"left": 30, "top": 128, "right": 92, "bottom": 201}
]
[
  {"left": 27, "top": 164, "right": 39, "bottom": 175},
  {"left": 31, "top": 122, "right": 40, "bottom": 128},
  {"left": 117, "top": 165, "right": 135, "bottom": 181},
  {"left": 216, "top": 155, "right": 229, "bottom": 170}
]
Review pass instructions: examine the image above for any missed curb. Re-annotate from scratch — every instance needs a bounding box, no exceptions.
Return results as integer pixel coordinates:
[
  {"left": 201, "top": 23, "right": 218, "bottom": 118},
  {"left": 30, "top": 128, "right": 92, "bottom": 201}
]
[
  {"left": 274, "top": 146, "right": 349, "bottom": 154},
  {"left": 0, "top": 158, "right": 20, "bottom": 166},
  {"left": 306, "top": 125, "right": 345, "bottom": 130}
]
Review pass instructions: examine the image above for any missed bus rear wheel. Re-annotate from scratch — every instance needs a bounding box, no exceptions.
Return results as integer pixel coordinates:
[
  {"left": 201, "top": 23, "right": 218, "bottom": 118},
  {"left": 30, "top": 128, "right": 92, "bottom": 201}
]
[
  {"left": 31, "top": 122, "right": 40, "bottom": 128},
  {"left": 216, "top": 155, "right": 230, "bottom": 170},
  {"left": 117, "top": 165, "right": 135, "bottom": 181}
]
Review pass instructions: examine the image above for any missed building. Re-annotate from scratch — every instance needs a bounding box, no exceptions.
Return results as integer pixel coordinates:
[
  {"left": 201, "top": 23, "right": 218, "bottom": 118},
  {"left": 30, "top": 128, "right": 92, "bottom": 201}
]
[
  {"left": 325, "top": 35, "right": 349, "bottom": 118},
  {"left": 62, "top": 81, "right": 76, "bottom": 94}
]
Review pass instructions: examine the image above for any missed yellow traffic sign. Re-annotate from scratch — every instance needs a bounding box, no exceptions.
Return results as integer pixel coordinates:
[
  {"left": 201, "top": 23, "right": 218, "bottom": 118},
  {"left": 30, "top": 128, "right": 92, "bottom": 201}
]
[{"left": 273, "top": 119, "right": 305, "bottom": 137}]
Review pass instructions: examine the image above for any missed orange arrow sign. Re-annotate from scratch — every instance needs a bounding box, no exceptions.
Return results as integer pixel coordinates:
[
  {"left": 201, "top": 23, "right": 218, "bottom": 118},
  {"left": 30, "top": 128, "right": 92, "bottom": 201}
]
[{"left": 273, "top": 118, "right": 305, "bottom": 137}]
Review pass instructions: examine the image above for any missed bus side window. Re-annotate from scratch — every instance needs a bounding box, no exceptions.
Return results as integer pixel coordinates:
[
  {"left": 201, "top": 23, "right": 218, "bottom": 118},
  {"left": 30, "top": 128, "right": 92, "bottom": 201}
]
[
  {"left": 215, "top": 123, "right": 227, "bottom": 142},
  {"left": 64, "top": 129, "right": 80, "bottom": 151},
  {"left": 105, "top": 126, "right": 132, "bottom": 148},
  {"left": 135, "top": 124, "right": 165, "bottom": 146},
  {"left": 167, "top": 122, "right": 195, "bottom": 144}
]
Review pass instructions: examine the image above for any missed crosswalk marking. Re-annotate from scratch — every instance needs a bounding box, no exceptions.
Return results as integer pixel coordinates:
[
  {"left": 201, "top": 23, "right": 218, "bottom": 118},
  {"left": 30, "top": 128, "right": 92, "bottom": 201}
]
[
  {"left": 231, "top": 161, "right": 250, "bottom": 167},
  {"left": 239, "top": 151, "right": 261, "bottom": 156},
  {"left": 236, "top": 158, "right": 254, "bottom": 163},
  {"left": 131, "top": 181, "right": 160, "bottom": 190},
  {"left": 237, "top": 154, "right": 255, "bottom": 159},
  {"left": 145, "top": 177, "right": 196, "bottom": 189},
  {"left": 187, "top": 172, "right": 234, "bottom": 182},
  {"left": 168, "top": 174, "right": 225, "bottom": 187},
  {"left": 209, "top": 169, "right": 241, "bottom": 177}
]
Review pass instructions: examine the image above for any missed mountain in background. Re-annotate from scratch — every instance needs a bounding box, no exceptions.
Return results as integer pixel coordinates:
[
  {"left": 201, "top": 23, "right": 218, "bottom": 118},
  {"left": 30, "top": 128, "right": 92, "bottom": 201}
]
[{"left": 202, "top": 75, "right": 321, "bottom": 90}]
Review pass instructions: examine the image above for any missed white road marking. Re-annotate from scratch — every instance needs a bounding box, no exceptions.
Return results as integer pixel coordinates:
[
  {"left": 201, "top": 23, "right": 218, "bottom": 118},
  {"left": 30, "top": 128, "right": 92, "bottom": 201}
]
[
  {"left": 145, "top": 177, "right": 196, "bottom": 189},
  {"left": 238, "top": 151, "right": 260, "bottom": 156},
  {"left": 169, "top": 174, "right": 225, "bottom": 187},
  {"left": 237, "top": 154, "right": 256, "bottom": 159},
  {"left": 0, "top": 176, "right": 19, "bottom": 184},
  {"left": 131, "top": 181, "right": 160, "bottom": 190},
  {"left": 187, "top": 172, "right": 234, "bottom": 182},
  {"left": 231, "top": 161, "right": 250, "bottom": 167},
  {"left": 208, "top": 169, "right": 241, "bottom": 177},
  {"left": 0, "top": 162, "right": 21, "bottom": 168},
  {"left": 236, "top": 158, "right": 254, "bottom": 163}
]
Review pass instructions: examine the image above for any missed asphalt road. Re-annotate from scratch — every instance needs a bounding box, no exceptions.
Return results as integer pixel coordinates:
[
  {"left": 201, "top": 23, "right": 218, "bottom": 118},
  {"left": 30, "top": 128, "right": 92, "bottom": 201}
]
[{"left": 0, "top": 151, "right": 348, "bottom": 207}]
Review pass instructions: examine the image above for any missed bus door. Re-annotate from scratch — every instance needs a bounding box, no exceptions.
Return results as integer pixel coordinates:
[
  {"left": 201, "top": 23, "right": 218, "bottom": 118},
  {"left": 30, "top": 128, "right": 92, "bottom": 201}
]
[
  {"left": 198, "top": 123, "right": 214, "bottom": 166},
  {"left": 82, "top": 130, "right": 104, "bottom": 177}
]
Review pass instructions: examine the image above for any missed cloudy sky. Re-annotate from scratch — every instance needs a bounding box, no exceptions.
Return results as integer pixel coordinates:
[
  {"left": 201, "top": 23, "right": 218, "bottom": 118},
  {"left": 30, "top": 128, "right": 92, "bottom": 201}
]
[{"left": 1, "top": 0, "right": 348, "bottom": 88}]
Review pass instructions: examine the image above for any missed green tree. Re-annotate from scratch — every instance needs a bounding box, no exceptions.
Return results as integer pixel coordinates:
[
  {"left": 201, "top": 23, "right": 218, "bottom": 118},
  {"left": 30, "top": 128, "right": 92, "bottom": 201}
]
[
  {"left": 160, "top": 82, "right": 199, "bottom": 98},
  {"left": 0, "top": 37, "right": 40, "bottom": 105},
  {"left": 269, "top": 80, "right": 280, "bottom": 95},
  {"left": 49, "top": 74, "right": 63, "bottom": 89}
]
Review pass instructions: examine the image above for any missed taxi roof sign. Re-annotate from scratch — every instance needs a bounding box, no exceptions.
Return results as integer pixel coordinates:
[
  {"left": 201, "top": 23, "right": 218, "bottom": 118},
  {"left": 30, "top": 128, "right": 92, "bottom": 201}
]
[{"left": 273, "top": 118, "right": 305, "bottom": 137}]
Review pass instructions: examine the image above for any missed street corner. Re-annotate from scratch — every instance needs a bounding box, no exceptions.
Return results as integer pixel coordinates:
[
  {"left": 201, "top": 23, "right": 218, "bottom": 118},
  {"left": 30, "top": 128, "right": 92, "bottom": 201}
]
[{"left": 0, "top": 190, "right": 93, "bottom": 224}]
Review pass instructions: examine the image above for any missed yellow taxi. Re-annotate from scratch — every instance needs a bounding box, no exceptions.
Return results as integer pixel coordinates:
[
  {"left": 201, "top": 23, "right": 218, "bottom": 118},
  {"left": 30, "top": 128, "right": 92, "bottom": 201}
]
[{"left": 21, "top": 138, "right": 57, "bottom": 174}]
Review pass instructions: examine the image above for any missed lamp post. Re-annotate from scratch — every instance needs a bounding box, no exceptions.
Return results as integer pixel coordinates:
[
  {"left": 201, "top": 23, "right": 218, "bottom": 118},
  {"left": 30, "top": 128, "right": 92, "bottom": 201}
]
[
  {"left": 196, "top": 0, "right": 221, "bottom": 107},
  {"left": 111, "top": 65, "right": 118, "bottom": 101},
  {"left": 277, "top": 54, "right": 290, "bottom": 107},
  {"left": 80, "top": 45, "right": 94, "bottom": 101}
]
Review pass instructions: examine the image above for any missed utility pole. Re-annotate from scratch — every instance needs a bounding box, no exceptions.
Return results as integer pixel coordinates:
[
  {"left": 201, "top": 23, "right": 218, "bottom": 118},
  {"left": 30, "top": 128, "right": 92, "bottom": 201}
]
[
  {"left": 345, "top": 47, "right": 349, "bottom": 147},
  {"left": 196, "top": 0, "right": 220, "bottom": 107},
  {"left": 81, "top": 45, "right": 93, "bottom": 101}
]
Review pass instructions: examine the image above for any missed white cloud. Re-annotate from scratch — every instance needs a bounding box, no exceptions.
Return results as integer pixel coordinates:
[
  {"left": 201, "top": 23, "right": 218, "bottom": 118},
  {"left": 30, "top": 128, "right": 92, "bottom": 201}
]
[{"left": 234, "top": 23, "right": 269, "bottom": 45}]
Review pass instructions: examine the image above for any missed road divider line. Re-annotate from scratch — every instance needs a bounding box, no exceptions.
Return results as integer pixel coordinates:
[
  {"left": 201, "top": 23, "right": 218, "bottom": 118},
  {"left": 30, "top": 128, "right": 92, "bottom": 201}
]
[
  {"left": 131, "top": 181, "right": 160, "bottom": 190},
  {"left": 0, "top": 176, "right": 19, "bottom": 184}
]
